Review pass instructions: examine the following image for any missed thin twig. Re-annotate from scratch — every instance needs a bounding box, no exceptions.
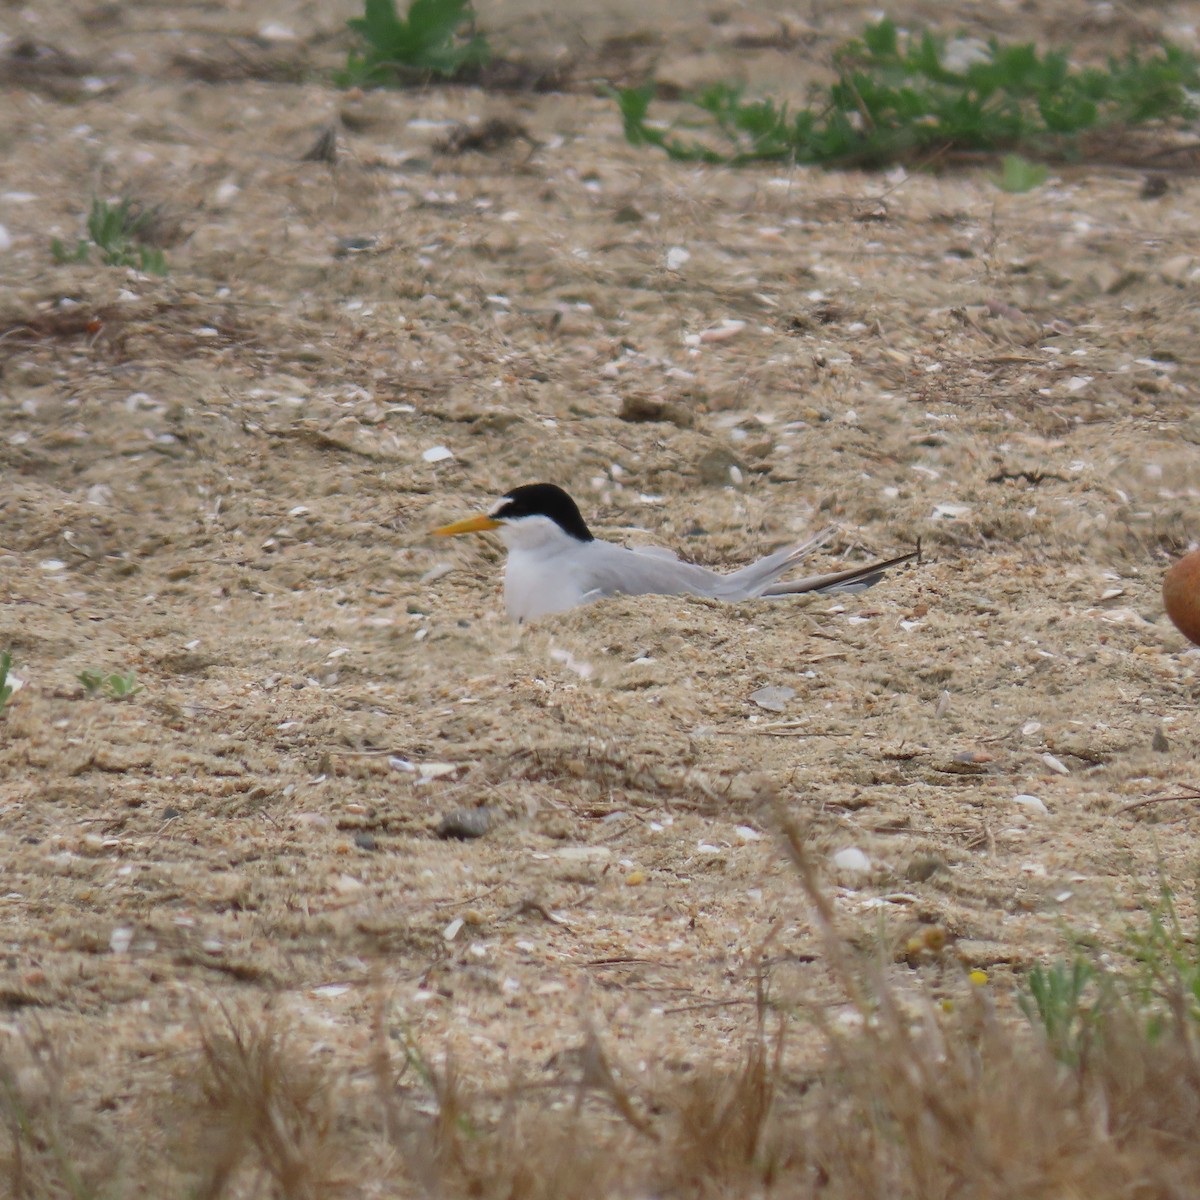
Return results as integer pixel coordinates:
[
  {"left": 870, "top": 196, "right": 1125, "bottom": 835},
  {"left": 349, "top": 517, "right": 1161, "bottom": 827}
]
[
  {"left": 662, "top": 998, "right": 758, "bottom": 1015},
  {"left": 1114, "top": 786, "right": 1200, "bottom": 817}
]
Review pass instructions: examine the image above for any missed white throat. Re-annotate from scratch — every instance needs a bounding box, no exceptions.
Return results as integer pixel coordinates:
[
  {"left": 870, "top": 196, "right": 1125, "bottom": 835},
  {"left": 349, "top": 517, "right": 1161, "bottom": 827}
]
[{"left": 497, "top": 514, "right": 582, "bottom": 553}]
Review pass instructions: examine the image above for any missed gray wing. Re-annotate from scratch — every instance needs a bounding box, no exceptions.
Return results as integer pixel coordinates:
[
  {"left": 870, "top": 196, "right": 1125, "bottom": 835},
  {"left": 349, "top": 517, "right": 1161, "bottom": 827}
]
[
  {"left": 575, "top": 533, "right": 917, "bottom": 605},
  {"left": 577, "top": 533, "right": 839, "bottom": 602},
  {"left": 577, "top": 541, "right": 731, "bottom": 600}
]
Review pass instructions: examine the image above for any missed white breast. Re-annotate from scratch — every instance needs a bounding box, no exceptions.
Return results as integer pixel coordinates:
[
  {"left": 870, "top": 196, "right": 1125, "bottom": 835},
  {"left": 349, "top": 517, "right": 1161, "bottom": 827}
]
[
  {"left": 503, "top": 546, "right": 591, "bottom": 621},
  {"left": 498, "top": 515, "right": 593, "bottom": 622}
]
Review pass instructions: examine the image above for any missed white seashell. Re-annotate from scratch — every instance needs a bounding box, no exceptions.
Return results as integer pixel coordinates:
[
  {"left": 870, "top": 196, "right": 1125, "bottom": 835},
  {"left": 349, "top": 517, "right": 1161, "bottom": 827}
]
[
  {"left": 831, "top": 847, "right": 871, "bottom": 874},
  {"left": 1042, "top": 753, "right": 1069, "bottom": 776},
  {"left": 1013, "top": 794, "right": 1048, "bottom": 814}
]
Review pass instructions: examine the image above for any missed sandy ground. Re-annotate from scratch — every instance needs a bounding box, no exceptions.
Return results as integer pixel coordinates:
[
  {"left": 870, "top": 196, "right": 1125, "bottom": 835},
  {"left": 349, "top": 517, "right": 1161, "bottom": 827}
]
[{"left": 1, "top": 0, "right": 1199, "bottom": 1189}]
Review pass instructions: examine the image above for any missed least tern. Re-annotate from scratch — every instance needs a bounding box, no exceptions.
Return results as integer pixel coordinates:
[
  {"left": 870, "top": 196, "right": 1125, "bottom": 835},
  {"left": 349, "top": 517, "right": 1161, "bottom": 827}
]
[{"left": 434, "top": 483, "right": 919, "bottom": 623}]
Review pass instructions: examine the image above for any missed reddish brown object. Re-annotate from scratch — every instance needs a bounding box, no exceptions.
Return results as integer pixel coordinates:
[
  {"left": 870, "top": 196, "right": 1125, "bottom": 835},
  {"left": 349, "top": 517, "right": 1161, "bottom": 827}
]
[{"left": 1164, "top": 549, "right": 1200, "bottom": 646}]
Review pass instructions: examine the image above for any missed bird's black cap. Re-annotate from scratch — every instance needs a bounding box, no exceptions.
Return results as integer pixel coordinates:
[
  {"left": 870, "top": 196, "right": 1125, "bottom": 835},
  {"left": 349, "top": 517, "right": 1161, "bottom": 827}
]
[{"left": 492, "top": 483, "right": 594, "bottom": 542}]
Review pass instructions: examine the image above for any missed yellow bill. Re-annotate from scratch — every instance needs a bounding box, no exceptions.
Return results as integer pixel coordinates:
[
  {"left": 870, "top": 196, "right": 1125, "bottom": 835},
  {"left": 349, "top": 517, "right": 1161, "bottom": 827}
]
[{"left": 433, "top": 513, "right": 501, "bottom": 536}]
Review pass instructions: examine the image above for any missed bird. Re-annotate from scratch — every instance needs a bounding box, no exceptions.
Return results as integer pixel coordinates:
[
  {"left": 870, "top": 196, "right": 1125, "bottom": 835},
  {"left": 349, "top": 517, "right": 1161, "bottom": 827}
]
[{"left": 433, "top": 482, "right": 919, "bottom": 623}]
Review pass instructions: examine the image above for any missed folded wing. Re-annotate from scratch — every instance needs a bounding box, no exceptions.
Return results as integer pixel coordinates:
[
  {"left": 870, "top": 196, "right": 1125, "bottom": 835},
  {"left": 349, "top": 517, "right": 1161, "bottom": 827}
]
[{"left": 573, "top": 527, "right": 919, "bottom": 605}]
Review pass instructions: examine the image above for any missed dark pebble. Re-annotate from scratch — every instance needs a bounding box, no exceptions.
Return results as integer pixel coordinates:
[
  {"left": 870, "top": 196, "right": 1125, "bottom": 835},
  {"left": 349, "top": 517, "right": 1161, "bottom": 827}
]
[
  {"left": 162, "top": 806, "right": 181, "bottom": 821},
  {"left": 436, "top": 807, "right": 492, "bottom": 840},
  {"left": 905, "top": 855, "right": 946, "bottom": 883},
  {"left": 1141, "top": 174, "right": 1169, "bottom": 200},
  {"left": 354, "top": 831, "right": 377, "bottom": 851},
  {"left": 334, "top": 235, "right": 378, "bottom": 256}
]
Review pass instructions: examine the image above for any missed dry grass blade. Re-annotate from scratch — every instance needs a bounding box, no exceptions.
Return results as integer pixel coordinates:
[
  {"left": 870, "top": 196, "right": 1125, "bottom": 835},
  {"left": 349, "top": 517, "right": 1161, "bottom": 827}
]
[
  {"left": 771, "top": 802, "right": 1200, "bottom": 1197},
  {"left": 665, "top": 994, "right": 787, "bottom": 1191},
  {"left": 186, "top": 1009, "right": 342, "bottom": 1200},
  {"left": 409, "top": 1057, "right": 634, "bottom": 1199},
  {"left": 0, "top": 1032, "right": 121, "bottom": 1200}
]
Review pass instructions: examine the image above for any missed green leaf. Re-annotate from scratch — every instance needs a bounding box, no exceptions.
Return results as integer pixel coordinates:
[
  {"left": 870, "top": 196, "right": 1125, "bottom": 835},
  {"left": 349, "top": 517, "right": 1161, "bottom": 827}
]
[
  {"left": 993, "top": 153, "right": 1049, "bottom": 192},
  {"left": 51, "top": 237, "right": 89, "bottom": 264},
  {"left": 0, "top": 650, "right": 13, "bottom": 711},
  {"left": 342, "top": 0, "right": 489, "bottom": 83},
  {"left": 616, "top": 85, "right": 656, "bottom": 145},
  {"left": 407, "top": 0, "right": 472, "bottom": 49},
  {"left": 348, "top": 0, "right": 405, "bottom": 48},
  {"left": 78, "top": 670, "right": 104, "bottom": 693},
  {"left": 139, "top": 247, "right": 169, "bottom": 276},
  {"left": 862, "top": 18, "right": 897, "bottom": 59}
]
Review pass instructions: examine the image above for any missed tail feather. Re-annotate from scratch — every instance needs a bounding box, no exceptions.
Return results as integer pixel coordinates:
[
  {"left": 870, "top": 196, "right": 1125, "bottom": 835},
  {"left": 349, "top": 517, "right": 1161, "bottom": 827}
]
[
  {"left": 720, "top": 526, "right": 837, "bottom": 596},
  {"left": 761, "top": 542, "right": 921, "bottom": 598}
]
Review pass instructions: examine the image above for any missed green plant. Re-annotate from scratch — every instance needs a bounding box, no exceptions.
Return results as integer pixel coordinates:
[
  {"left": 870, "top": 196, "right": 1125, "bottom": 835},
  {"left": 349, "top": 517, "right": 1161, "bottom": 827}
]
[
  {"left": 336, "top": 0, "right": 489, "bottom": 87},
  {"left": 0, "top": 651, "right": 13, "bottom": 713},
  {"left": 1018, "top": 957, "right": 1103, "bottom": 1064},
  {"left": 78, "top": 669, "right": 143, "bottom": 700},
  {"left": 1016, "top": 881, "right": 1200, "bottom": 1065},
  {"left": 52, "top": 198, "right": 168, "bottom": 275},
  {"left": 993, "top": 153, "right": 1050, "bottom": 192},
  {"left": 616, "top": 18, "right": 1200, "bottom": 168},
  {"left": 1123, "top": 882, "right": 1200, "bottom": 1033}
]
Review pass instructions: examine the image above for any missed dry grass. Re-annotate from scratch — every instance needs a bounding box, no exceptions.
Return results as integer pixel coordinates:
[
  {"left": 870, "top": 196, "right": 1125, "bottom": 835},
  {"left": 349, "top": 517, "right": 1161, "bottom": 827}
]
[
  {"left": 0, "top": 1031, "right": 121, "bottom": 1200},
  {"left": 182, "top": 1011, "right": 347, "bottom": 1200},
  {"left": 6, "top": 828, "right": 1200, "bottom": 1198}
]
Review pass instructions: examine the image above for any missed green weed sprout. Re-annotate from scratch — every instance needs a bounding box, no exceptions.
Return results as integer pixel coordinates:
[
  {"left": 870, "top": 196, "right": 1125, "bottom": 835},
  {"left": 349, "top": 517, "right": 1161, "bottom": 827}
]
[
  {"left": 1123, "top": 882, "right": 1200, "bottom": 1034},
  {"left": 993, "top": 154, "right": 1050, "bottom": 192},
  {"left": 52, "top": 198, "right": 168, "bottom": 275},
  {"left": 1019, "top": 957, "right": 1103, "bottom": 1064},
  {"left": 1019, "top": 880, "right": 1200, "bottom": 1064},
  {"left": 337, "top": 0, "right": 489, "bottom": 87},
  {"left": 78, "top": 670, "right": 143, "bottom": 701},
  {"left": 0, "top": 652, "right": 13, "bottom": 713}
]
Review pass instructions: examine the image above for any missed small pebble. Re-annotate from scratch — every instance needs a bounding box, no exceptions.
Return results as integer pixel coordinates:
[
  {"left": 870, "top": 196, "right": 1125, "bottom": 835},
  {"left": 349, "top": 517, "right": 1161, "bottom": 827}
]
[
  {"left": 1141, "top": 173, "right": 1169, "bottom": 199},
  {"left": 553, "top": 845, "right": 612, "bottom": 863},
  {"left": 436, "top": 807, "right": 492, "bottom": 840},
  {"left": 353, "top": 831, "right": 377, "bottom": 851},
  {"left": 293, "top": 812, "right": 330, "bottom": 828},
  {"left": 905, "top": 855, "right": 945, "bottom": 883},
  {"left": 334, "top": 235, "right": 378, "bottom": 256},
  {"left": 258, "top": 21, "right": 297, "bottom": 40},
  {"left": 696, "top": 446, "right": 746, "bottom": 487}
]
